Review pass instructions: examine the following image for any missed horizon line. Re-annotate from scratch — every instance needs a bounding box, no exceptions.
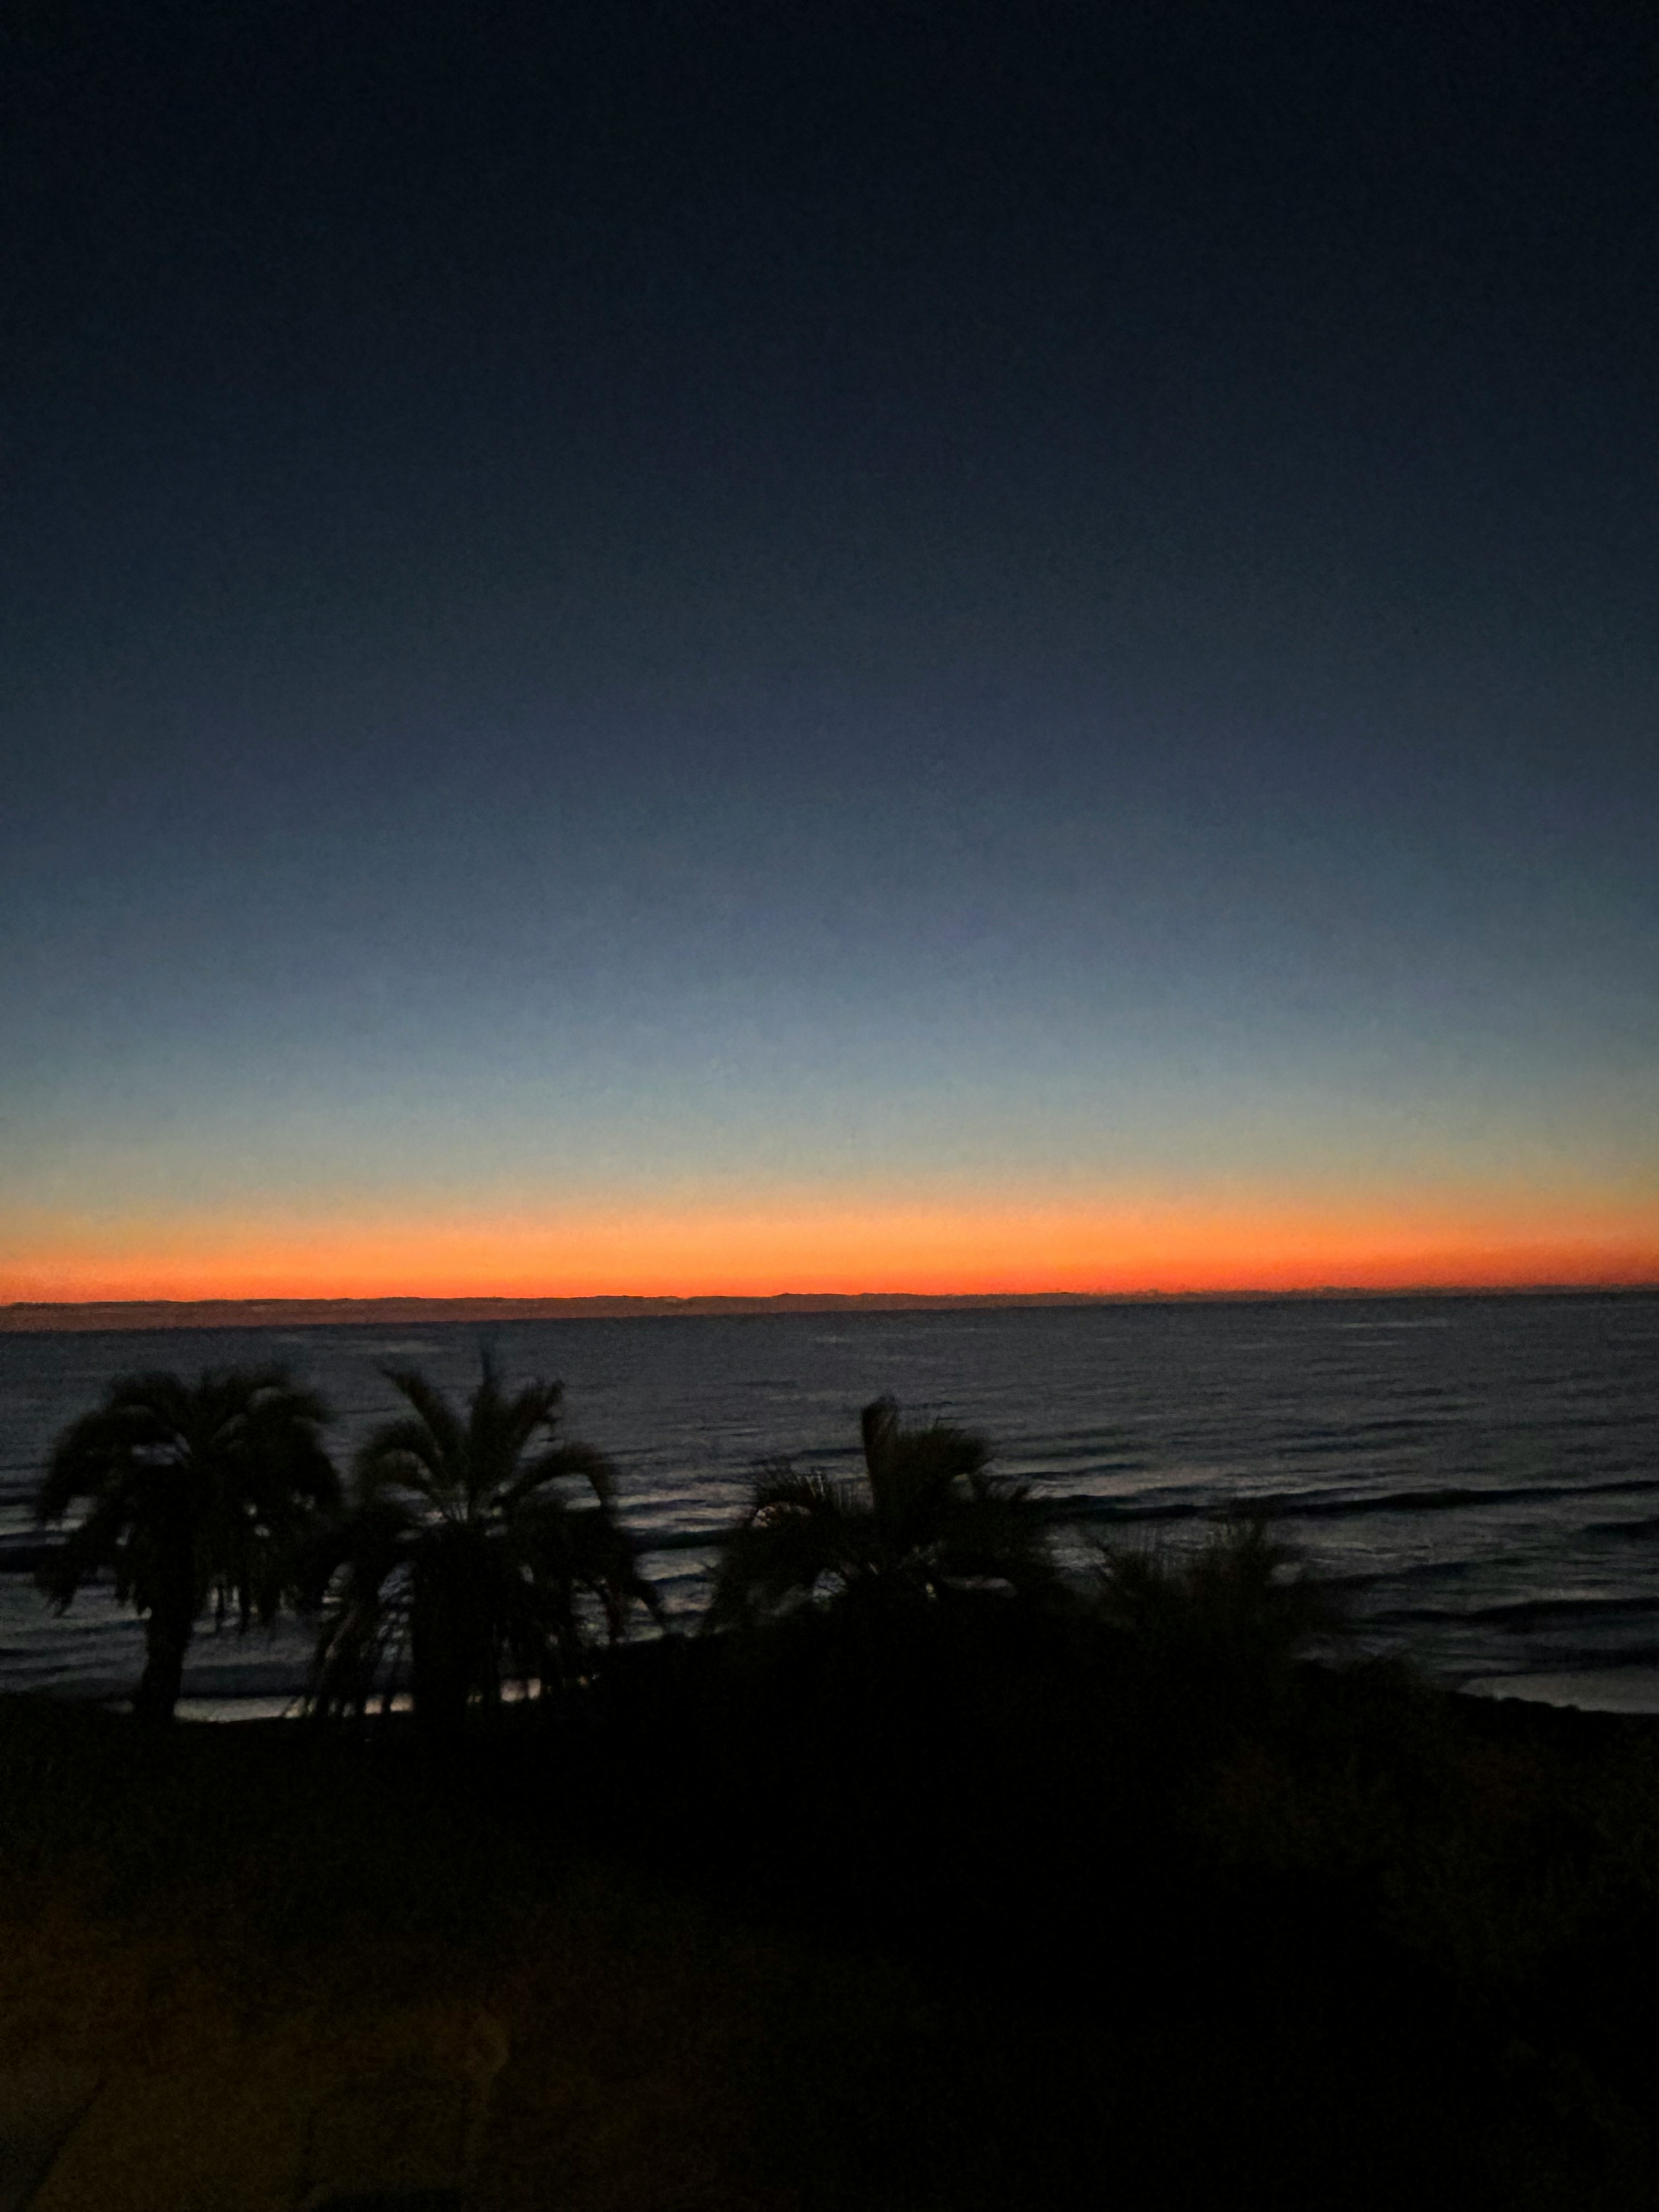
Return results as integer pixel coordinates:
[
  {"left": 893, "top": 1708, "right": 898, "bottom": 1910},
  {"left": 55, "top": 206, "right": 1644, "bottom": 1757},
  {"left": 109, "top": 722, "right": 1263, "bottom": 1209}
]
[{"left": 5, "top": 1280, "right": 1658, "bottom": 1333}]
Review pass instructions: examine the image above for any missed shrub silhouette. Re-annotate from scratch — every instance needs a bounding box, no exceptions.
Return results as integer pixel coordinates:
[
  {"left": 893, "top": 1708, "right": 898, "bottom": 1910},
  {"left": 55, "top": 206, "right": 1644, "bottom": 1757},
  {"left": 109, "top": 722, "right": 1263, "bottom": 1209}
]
[
  {"left": 304, "top": 1358, "right": 657, "bottom": 1741},
  {"left": 707, "top": 1394, "right": 1058, "bottom": 1637},
  {"left": 1094, "top": 1510, "right": 1344, "bottom": 1736},
  {"left": 35, "top": 1367, "right": 339, "bottom": 1723}
]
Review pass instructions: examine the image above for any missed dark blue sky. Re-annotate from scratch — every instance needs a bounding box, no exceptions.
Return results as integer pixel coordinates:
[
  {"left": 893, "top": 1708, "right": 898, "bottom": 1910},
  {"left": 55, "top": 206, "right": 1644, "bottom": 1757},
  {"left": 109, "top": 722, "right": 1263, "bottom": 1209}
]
[{"left": 4, "top": 1, "right": 1656, "bottom": 1294}]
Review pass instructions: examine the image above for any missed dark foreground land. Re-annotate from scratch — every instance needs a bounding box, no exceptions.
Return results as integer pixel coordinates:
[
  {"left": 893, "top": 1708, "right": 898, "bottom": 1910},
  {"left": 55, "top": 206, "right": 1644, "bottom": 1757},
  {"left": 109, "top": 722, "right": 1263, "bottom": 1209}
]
[{"left": 6, "top": 1636, "right": 1659, "bottom": 2210}]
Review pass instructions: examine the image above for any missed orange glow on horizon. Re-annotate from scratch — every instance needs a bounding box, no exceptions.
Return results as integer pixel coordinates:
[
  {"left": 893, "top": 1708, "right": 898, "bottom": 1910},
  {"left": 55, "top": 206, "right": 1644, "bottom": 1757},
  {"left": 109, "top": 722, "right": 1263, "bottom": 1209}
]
[{"left": 5, "top": 1186, "right": 1659, "bottom": 1304}]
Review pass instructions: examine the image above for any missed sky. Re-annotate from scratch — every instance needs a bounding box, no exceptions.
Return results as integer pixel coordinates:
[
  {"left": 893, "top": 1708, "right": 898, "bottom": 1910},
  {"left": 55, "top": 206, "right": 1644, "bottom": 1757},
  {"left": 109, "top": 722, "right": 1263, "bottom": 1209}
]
[{"left": 3, "top": 0, "right": 1657, "bottom": 1300}]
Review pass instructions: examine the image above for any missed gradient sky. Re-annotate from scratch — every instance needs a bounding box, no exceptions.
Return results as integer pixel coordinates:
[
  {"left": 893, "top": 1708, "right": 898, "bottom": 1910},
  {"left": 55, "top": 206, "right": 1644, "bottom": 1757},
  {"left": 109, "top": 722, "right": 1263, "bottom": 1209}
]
[{"left": 3, "top": 0, "right": 1657, "bottom": 1299}]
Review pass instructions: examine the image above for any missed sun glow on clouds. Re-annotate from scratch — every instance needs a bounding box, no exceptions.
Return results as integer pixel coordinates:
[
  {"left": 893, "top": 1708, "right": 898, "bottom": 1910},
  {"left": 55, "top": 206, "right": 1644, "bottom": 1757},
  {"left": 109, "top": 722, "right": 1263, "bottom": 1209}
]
[{"left": 5, "top": 1184, "right": 1658, "bottom": 1303}]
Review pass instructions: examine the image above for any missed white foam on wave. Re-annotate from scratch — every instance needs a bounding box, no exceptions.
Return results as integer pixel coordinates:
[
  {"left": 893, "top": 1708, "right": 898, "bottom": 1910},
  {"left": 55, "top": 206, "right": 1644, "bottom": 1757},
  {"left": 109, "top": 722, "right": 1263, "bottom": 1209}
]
[{"left": 1461, "top": 1669, "right": 1659, "bottom": 1715}]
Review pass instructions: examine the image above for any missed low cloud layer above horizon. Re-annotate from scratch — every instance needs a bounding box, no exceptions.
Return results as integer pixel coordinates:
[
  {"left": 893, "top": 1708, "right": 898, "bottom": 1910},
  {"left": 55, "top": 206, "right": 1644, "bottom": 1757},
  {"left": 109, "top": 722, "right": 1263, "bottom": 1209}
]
[{"left": 3, "top": 1, "right": 1656, "bottom": 1300}]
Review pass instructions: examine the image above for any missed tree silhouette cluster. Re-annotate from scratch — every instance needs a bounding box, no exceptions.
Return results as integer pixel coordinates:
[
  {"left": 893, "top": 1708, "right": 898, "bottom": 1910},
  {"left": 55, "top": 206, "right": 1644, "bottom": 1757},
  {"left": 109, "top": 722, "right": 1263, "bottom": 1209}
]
[{"left": 34, "top": 1360, "right": 1335, "bottom": 1736}]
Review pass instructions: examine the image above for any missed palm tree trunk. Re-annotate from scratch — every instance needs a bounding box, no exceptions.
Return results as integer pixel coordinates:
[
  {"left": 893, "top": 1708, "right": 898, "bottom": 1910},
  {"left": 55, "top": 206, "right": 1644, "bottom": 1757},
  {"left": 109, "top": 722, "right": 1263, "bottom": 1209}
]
[{"left": 134, "top": 1604, "right": 192, "bottom": 1723}]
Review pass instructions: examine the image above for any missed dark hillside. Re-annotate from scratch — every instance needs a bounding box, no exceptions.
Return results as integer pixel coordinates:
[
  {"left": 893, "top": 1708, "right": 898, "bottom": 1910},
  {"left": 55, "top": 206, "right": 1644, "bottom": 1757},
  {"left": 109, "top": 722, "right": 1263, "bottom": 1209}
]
[{"left": 5, "top": 1641, "right": 1659, "bottom": 2209}]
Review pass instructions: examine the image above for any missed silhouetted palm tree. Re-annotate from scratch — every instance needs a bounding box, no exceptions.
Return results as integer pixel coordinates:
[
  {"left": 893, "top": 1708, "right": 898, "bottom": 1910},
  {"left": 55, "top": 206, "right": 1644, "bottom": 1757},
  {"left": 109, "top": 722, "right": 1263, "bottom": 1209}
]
[
  {"left": 304, "top": 1360, "right": 656, "bottom": 1739},
  {"left": 707, "top": 1395, "right": 1057, "bottom": 1634},
  {"left": 35, "top": 1367, "right": 339, "bottom": 1723}
]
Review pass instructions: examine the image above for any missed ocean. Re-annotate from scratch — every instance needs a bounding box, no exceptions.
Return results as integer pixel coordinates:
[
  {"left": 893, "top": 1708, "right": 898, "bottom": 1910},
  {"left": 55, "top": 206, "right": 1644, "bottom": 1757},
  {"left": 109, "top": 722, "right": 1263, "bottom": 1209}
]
[{"left": 3, "top": 1292, "right": 1657, "bottom": 1716}]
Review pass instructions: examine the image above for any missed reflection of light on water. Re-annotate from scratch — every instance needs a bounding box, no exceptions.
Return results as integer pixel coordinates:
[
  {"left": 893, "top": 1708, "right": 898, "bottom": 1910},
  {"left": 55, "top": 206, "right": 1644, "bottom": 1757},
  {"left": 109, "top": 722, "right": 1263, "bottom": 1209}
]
[
  {"left": 1328, "top": 1319, "right": 1453, "bottom": 1330},
  {"left": 173, "top": 1695, "right": 308, "bottom": 1723},
  {"left": 171, "top": 1676, "right": 566, "bottom": 1724}
]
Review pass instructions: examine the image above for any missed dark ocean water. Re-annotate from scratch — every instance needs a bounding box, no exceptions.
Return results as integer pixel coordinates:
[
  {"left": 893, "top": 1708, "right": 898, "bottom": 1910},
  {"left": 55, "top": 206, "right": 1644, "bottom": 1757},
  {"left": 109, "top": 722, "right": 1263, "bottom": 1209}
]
[{"left": 2, "top": 1293, "right": 1657, "bottom": 1714}]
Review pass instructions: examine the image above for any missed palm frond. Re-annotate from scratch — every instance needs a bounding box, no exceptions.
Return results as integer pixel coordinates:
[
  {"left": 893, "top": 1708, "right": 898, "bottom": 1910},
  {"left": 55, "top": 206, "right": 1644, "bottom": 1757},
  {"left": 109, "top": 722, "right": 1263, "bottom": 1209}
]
[
  {"left": 505, "top": 1438, "right": 618, "bottom": 1513},
  {"left": 354, "top": 1416, "right": 458, "bottom": 1509},
  {"left": 709, "top": 1401, "right": 1052, "bottom": 1635},
  {"left": 706, "top": 1463, "right": 877, "bottom": 1629},
  {"left": 861, "top": 1396, "right": 990, "bottom": 1529},
  {"left": 463, "top": 1354, "right": 510, "bottom": 1508},
  {"left": 381, "top": 1367, "right": 468, "bottom": 1484},
  {"left": 492, "top": 1377, "right": 565, "bottom": 1491}
]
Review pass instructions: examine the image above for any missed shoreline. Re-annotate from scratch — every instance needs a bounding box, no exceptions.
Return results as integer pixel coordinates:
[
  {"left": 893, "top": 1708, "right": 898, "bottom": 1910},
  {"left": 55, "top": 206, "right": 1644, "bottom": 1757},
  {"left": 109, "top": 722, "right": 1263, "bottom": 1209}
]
[{"left": 13, "top": 1656, "right": 1659, "bottom": 1727}]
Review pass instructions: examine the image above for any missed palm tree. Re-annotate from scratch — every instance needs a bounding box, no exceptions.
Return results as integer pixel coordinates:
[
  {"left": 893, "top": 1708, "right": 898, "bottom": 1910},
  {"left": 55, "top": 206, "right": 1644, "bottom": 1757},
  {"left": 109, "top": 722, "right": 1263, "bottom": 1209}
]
[
  {"left": 706, "top": 1395, "right": 1058, "bottom": 1635},
  {"left": 304, "top": 1360, "right": 657, "bottom": 1739},
  {"left": 35, "top": 1367, "right": 340, "bottom": 1723}
]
